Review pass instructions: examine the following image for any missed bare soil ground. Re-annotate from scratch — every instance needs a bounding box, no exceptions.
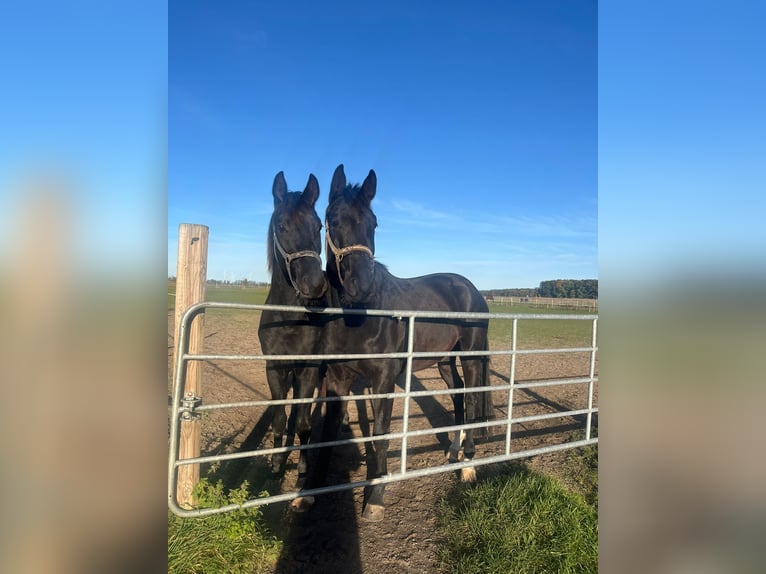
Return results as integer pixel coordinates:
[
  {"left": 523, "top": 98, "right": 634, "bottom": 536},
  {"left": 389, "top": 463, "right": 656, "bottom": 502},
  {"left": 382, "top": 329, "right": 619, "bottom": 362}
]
[{"left": 168, "top": 310, "right": 598, "bottom": 574}]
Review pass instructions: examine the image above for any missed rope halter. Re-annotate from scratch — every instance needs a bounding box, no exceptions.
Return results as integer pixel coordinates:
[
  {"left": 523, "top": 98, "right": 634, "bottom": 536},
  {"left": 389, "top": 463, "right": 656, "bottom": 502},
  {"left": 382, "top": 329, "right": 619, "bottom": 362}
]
[
  {"left": 324, "top": 219, "right": 374, "bottom": 287},
  {"left": 272, "top": 231, "right": 323, "bottom": 295}
]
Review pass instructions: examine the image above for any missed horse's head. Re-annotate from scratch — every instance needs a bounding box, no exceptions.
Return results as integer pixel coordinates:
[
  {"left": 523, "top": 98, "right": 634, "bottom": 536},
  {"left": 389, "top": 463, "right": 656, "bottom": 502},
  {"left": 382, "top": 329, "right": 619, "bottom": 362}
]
[
  {"left": 325, "top": 164, "right": 377, "bottom": 305},
  {"left": 268, "top": 171, "right": 328, "bottom": 300}
]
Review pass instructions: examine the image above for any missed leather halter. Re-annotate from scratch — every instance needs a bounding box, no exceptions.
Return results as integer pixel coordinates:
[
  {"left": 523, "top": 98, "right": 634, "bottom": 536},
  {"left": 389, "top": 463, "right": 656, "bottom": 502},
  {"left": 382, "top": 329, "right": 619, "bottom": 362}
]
[
  {"left": 324, "top": 219, "right": 374, "bottom": 287},
  {"left": 272, "top": 231, "right": 322, "bottom": 295}
]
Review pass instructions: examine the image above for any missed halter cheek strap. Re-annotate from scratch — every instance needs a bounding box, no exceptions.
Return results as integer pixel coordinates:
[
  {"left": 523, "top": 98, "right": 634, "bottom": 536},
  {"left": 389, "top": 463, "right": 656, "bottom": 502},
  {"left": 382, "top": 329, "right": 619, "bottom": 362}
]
[
  {"left": 273, "top": 231, "right": 322, "bottom": 295},
  {"left": 324, "top": 219, "right": 374, "bottom": 287}
]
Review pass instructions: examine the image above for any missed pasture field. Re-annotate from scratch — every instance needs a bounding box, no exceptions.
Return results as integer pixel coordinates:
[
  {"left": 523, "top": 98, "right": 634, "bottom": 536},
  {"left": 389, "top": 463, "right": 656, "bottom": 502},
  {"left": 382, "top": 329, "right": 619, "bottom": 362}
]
[
  {"left": 168, "top": 283, "right": 269, "bottom": 310},
  {"left": 486, "top": 301, "right": 596, "bottom": 350},
  {"left": 168, "top": 281, "right": 598, "bottom": 573},
  {"left": 168, "top": 282, "right": 596, "bottom": 350}
]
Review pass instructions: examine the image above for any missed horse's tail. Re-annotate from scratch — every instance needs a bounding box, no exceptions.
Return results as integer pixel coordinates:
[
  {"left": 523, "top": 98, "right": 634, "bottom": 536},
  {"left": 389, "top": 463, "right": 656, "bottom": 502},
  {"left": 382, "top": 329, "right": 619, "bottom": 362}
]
[{"left": 473, "top": 356, "right": 494, "bottom": 436}]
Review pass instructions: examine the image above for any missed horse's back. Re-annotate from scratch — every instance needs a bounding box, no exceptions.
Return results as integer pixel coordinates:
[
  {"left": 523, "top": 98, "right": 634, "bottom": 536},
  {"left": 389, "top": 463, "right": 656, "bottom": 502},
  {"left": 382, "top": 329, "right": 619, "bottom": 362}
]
[
  {"left": 383, "top": 271, "right": 488, "bottom": 315},
  {"left": 377, "top": 270, "right": 489, "bottom": 366}
]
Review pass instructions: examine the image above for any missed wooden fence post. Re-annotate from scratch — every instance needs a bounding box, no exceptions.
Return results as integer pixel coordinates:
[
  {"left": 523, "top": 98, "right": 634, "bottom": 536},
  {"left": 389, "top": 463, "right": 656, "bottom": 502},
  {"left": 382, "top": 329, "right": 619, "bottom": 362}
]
[{"left": 173, "top": 223, "right": 209, "bottom": 508}]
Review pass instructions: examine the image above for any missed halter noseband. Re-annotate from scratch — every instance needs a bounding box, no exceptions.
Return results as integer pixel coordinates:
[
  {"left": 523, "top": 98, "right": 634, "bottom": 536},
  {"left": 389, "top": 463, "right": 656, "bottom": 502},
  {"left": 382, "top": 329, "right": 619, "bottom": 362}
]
[
  {"left": 324, "top": 219, "right": 374, "bottom": 287},
  {"left": 272, "top": 231, "right": 322, "bottom": 295}
]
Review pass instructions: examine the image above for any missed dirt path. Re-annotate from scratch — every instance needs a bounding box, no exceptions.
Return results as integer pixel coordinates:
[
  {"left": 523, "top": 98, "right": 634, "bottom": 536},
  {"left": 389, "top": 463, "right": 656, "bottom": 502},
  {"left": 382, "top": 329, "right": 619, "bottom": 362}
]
[{"left": 168, "top": 310, "right": 598, "bottom": 573}]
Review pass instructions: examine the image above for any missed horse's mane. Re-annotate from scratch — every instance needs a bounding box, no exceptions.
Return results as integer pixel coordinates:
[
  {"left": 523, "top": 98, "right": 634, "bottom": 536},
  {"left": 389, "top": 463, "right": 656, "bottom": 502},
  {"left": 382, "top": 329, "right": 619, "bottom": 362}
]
[{"left": 266, "top": 216, "right": 275, "bottom": 274}]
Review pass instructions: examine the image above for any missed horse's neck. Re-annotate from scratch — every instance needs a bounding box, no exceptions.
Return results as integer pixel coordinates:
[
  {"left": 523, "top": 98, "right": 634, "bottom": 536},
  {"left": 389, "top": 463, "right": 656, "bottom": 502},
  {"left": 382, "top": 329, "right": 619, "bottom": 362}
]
[
  {"left": 267, "top": 259, "right": 300, "bottom": 304},
  {"left": 325, "top": 261, "right": 392, "bottom": 307},
  {"left": 371, "top": 262, "right": 397, "bottom": 305}
]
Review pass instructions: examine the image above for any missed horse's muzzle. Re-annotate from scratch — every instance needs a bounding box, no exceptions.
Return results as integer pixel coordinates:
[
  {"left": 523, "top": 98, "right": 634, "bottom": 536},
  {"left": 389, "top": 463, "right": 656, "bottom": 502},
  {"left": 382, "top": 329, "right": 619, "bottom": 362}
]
[{"left": 298, "top": 273, "right": 328, "bottom": 300}]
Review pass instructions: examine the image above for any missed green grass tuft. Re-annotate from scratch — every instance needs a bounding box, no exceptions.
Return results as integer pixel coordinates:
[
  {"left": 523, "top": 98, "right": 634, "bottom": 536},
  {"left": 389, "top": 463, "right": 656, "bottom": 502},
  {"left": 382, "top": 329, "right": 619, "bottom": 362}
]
[
  {"left": 437, "top": 464, "right": 597, "bottom": 574},
  {"left": 168, "top": 478, "right": 281, "bottom": 574},
  {"left": 565, "top": 443, "right": 598, "bottom": 509}
]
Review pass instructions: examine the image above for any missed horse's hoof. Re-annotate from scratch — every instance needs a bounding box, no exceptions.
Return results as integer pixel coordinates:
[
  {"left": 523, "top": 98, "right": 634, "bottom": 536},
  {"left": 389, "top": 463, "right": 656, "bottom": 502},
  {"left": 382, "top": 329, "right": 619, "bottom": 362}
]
[
  {"left": 448, "top": 450, "right": 464, "bottom": 465},
  {"left": 289, "top": 496, "right": 315, "bottom": 513},
  {"left": 361, "top": 503, "right": 386, "bottom": 522},
  {"left": 460, "top": 466, "right": 477, "bottom": 483}
]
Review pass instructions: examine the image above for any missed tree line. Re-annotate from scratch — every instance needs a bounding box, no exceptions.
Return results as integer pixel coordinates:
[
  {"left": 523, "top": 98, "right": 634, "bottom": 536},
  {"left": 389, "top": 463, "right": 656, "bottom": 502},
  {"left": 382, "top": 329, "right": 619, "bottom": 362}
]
[{"left": 482, "top": 279, "right": 598, "bottom": 299}]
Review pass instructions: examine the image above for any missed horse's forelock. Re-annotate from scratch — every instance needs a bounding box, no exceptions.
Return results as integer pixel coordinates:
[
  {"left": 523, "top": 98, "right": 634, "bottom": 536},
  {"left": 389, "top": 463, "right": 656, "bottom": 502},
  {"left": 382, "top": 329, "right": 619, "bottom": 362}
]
[{"left": 341, "top": 183, "right": 362, "bottom": 202}]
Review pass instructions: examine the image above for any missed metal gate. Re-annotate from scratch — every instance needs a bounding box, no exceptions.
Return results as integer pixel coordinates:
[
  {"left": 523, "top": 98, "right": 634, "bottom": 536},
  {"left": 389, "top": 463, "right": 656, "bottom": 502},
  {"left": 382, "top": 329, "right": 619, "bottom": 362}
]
[{"left": 168, "top": 302, "right": 598, "bottom": 517}]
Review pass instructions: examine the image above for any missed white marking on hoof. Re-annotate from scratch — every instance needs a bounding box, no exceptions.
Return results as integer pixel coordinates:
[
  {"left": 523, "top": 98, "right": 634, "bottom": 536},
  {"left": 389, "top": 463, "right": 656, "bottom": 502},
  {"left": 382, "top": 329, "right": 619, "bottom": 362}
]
[
  {"left": 289, "top": 495, "right": 315, "bottom": 512},
  {"left": 460, "top": 430, "right": 466, "bottom": 444},
  {"left": 460, "top": 466, "right": 477, "bottom": 483},
  {"left": 361, "top": 503, "right": 386, "bottom": 522}
]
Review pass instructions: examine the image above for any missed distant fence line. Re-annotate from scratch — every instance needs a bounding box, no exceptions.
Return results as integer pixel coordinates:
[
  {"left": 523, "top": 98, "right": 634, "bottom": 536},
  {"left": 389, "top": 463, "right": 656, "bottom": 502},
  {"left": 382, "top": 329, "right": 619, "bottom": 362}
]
[{"left": 487, "top": 296, "right": 598, "bottom": 312}]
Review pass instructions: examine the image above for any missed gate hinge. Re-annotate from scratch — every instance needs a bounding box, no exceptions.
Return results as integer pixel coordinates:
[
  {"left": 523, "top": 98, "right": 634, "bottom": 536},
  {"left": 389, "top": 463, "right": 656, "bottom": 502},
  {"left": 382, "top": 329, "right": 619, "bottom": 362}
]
[{"left": 179, "top": 393, "right": 202, "bottom": 420}]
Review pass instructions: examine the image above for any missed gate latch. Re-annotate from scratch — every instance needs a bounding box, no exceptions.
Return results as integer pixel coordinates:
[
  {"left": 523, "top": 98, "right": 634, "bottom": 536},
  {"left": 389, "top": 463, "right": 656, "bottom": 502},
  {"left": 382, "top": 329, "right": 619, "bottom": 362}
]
[{"left": 179, "top": 393, "right": 202, "bottom": 421}]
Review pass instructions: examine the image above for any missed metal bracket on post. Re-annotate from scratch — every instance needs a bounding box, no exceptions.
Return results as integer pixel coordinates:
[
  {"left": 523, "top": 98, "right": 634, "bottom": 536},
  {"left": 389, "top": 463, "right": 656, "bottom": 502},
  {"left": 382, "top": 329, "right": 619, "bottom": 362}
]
[{"left": 179, "top": 393, "right": 202, "bottom": 421}]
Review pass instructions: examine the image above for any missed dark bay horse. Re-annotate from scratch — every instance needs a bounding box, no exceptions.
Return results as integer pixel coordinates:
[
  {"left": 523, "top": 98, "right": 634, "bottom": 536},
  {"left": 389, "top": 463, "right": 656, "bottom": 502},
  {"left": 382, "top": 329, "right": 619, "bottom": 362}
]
[
  {"left": 257, "top": 171, "right": 327, "bottom": 495},
  {"left": 312, "top": 164, "right": 494, "bottom": 521}
]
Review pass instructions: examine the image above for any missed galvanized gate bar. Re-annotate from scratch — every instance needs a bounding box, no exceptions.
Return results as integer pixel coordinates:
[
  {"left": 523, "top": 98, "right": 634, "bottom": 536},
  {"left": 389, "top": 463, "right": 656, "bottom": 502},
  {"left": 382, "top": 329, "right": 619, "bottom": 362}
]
[
  {"left": 179, "top": 300, "right": 595, "bottom": 320},
  {"left": 173, "top": 408, "right": 600, "bottom": 469},
  {"left": 505, "top": 318, "right": 519, "bottom": 456},
  {"left": 191, "top": 376, "right": 596, "bottom": 412},
  {"left": 171, "top": 438, "right": 598, "bottom": 518},
  {"left": 185, "top": 346, "right": 596, "bottom": 362},
  {"left": 586, "top": 317, "right": 598, "bottom": 440},
  {"left": 168, "top": 302, "right": 598, "bottom": 517},
  {"left": 399, "top": 315, "right": 417, "bottom": 475}
]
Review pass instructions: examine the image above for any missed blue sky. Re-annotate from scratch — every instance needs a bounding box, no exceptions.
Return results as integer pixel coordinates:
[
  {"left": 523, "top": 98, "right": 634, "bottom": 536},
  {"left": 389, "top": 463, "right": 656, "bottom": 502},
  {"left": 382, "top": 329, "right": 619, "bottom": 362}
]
[
  {"left": 0, "top": 2, "right": 166, "bottom": 275},
  {"left": 599, "top": 1, "right": 765, "bottom": 289},
  {"left": 1, "top": 1, "right": 760, "bottom": 293},
  {"left": 169, "top": 1, "right": 597, "bottom": 290}
]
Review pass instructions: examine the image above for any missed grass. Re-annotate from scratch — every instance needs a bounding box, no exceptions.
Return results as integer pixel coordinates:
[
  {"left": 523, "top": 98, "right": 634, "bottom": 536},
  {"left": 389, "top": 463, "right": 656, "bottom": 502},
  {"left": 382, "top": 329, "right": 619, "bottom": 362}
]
[
  {"left": 168, "top": 283, "right": 268, "bottom": 311},
  {"left": 486, "top": 301, "right": 597, "bottom": 350},
  {"left": 168, "top": 474, "right": 281, "bottom": 574},
  {"left": 564, "top": 442, "right": 599, "bottom": 509},
  {"left": 437, "top": 462, "right": 598, "bottom": 574}
]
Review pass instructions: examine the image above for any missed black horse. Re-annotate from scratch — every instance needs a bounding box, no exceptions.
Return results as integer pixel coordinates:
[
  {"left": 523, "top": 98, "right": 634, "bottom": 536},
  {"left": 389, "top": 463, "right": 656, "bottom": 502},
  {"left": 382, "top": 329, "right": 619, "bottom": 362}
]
[
  {"left": 257, "top": 171, "right": 327, "bottom": 499},
  {"left": 311, "top": 164, "right": 494, "bottom": 521}
]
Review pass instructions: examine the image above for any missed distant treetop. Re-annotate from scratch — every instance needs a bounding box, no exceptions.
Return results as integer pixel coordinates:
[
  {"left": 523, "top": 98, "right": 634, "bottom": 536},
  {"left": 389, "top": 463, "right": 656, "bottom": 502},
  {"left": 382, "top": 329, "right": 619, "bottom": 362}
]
[{"left": 482, "top": 279, "right": 597, "bottom": 299}]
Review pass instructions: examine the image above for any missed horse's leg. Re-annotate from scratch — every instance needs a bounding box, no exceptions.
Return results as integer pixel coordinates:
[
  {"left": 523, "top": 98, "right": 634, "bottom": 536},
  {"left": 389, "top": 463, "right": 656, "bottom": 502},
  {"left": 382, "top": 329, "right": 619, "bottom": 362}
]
[
  {"left": 361, "top": 390, "right": 395, "bottom": 522},
  {"left": 292, "top": 365, "right": 349, "bottom": 512},
  {"left": 457, "top": 356, "right": 487, "bottom": 483},
  {"left": 265, "top": 364, "right": 291, "bottom": 476},
  {"left": 438, "top": 358, "right": 465, "bottom": 464},
  {"left": 292, "top": 365, "right": 320, "bottom": 487}
]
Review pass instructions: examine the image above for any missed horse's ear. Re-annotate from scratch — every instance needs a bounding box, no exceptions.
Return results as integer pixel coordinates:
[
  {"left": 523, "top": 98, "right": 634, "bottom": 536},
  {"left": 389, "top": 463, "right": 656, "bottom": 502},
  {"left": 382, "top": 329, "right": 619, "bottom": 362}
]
[
  {"left": 329, "top": 164, "right": 346, "bottom": 203},
  {"left": 303, "top": 173, "right": 319, "bottom": 207},
  {"left": 272, "top": 171, "right": 287, "bottom": 206},
  {"left": 361, "top": 169, "right": 377, "bottom": 203}
]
